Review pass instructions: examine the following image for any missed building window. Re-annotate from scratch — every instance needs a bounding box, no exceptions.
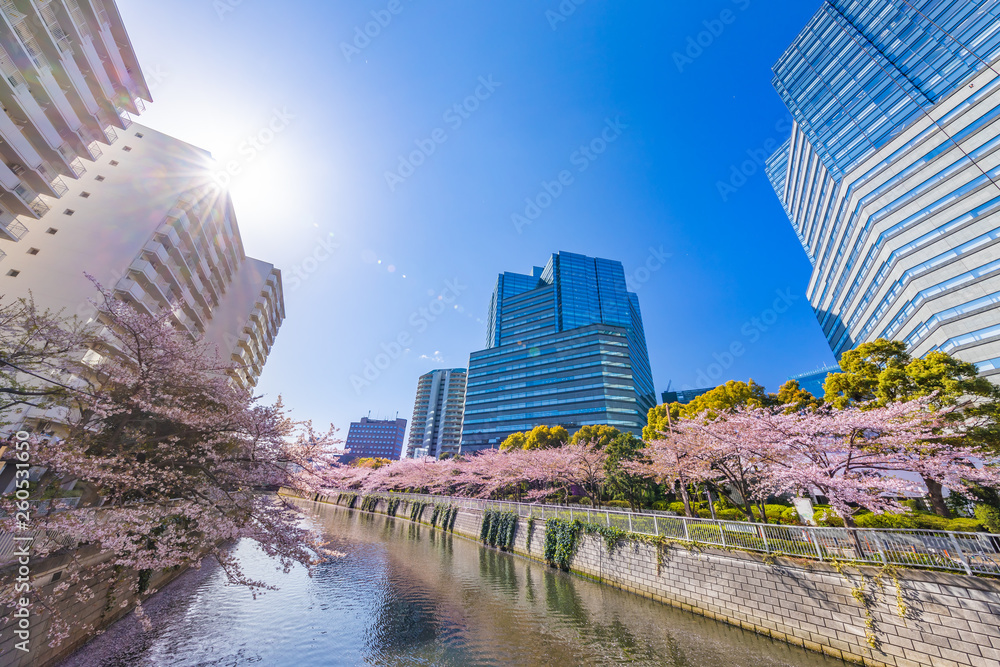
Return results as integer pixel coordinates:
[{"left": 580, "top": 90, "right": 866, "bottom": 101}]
[
  {"left": 123, "top": 146, "right": 132, "bottom": 153},
  {"left": 95, "top": 175, "right": 105, "bottom": 182},
  {"left": 80, "top": 191, "right": 91, "bottom": 198},
  {"left": 45, "top": 228, "right": 57, "bottom": 235},
  {"left": 63, "top": 209, "right": 74, "bottom": 216},
  {"left": 6, "top": 269, "right": 18, "bottom": 277},
  {"left": 27, "top": 248, "right": 38, "bottom": 255},
  {"left": 109, "top": 160, "right": 119, "bottom": 166},
  {"left": 135, "top": 132, "right": 144, "bottom": 138}
]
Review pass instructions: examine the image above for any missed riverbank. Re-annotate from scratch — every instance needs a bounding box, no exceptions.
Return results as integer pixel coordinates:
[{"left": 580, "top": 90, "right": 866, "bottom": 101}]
[
  {"left": 59, "top": 499, "right": 847, "bottom": 666},
  {"left": 0, "top": 545, "right": 188, "bottom": 667},
  {"left": 295, "top": 490, "right": 1000, "bottom": 667}
]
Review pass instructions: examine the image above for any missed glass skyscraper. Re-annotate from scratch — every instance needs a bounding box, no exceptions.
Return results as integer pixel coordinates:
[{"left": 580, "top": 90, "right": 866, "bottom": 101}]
[
  {"left": 460, "top": 251, "right": 655, "bottom": 453},
  {"left": 766, "top": 0, "right": 1000, "bottom": 380}
]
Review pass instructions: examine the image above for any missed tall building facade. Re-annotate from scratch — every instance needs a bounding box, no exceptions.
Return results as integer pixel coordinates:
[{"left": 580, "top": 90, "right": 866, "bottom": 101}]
[
  {"left": 406, "top": 368, "right": 467, "bottom": 459},
  {"left": 460, "top": 251, "right": 655, "bottom": 453},
  {"left": 0, "top": 0, "right": 148, "bottom": 245},
  {"left": 342, "top": 417, "right": 407, "bottom": 462},
  {"left": 766, "top": 0, "right": 1000, "bottom": 381},
  {"left": 661, "top": 387, "right": 712, "bottom": 405},
  {"left": 0, "top": 2, "right": 283, "bottom": 434},
  {"left": 0, "top": 123, "right": 284, "bottom": 397},
  {"left": 788, "top": 365, "right": 841, "bottom": 399}
]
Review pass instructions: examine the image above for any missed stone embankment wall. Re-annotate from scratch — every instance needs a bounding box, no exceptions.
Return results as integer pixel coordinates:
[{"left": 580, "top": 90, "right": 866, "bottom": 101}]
[
  {"left": 307, "top": 492, "right": 1000, "bottom": 667},
  {"left": 0, "top": 545, "right": 186, "bottom": 667}
]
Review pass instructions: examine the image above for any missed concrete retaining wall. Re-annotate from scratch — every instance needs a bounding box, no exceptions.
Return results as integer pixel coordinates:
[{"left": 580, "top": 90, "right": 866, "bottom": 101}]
[
  {"left": 0, "top": 545, "right": 186, "bottom": 667},
  {"left": 312, "top": 492, "right": 1000, "bottom": 667}
]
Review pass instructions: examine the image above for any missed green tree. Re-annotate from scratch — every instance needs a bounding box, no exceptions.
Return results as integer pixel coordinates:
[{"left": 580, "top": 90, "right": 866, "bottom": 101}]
[
  {"left": 603, "top": 432, "right": 650, "bottom": 511},
  {"left": 643, "top": 380, "right": 780, "bottom": 440},
  {"left": 524, "top": 424, "right": 569, "bottom": 450},
  {"left": 643, "top": 402, "right": 681, "bottom": 441},
  {"left": 680, "top": 379, "right": 773, "bottom": 418},
  {"left": 569, "top": 424, "right": 621, "bottom": 449},
  {"left": 499, "top": 425, "right": 569, "bottom": 451},
  {"left": 823, "top": 339, "right": 1000, "bottom": 516},
  {"left": 499, "top": 431, "right": 527, "bottom": 452},
  {"left": 775, "top": 379, "right": 822, "bottom": 412}
]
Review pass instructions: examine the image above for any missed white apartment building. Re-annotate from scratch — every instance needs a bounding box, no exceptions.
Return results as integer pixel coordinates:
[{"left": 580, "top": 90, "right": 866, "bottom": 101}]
[
  {"left": 0, "top": 0, "right": 283, "bottom": 411},
  {"left": 407, "top": 368, "right": 467, "bottom": 459}
]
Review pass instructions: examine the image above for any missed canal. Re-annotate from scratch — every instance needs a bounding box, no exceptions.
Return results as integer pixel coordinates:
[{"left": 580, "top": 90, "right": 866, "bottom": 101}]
[{"left": 64, "top": 501, "right": 847, "bottom": 666}]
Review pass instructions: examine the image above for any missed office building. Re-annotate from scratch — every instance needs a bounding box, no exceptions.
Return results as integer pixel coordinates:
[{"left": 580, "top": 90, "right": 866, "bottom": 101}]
[
  {"left": 0, "top": 2, "right": 283, "bottom": 436},
  {"left": 406, "top": 368, "right": 467, "bottom": 459},
  {"left": 661, "top": 387, "right": 713, "bottom": 405},
  {"left": 460, "top": 251, "right": 655, "bottom": 453},
  {"left": 766, "top": 0, "right": 1000, "bottom": 381},
  {"left": 342, "top": 417, "right": 407, "bottom": 462},
  {"left": 788, "top": 365, "right": 841, "bottom": 399}
]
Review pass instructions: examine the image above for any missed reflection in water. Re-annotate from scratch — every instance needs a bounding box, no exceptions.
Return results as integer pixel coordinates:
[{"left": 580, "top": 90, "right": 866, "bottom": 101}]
[{"left": 64, "top": 501, "right": 846, "bottom": 666}]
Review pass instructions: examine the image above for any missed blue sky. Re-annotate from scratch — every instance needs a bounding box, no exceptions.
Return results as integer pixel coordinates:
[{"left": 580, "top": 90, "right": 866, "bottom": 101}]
[{"left": 120, "top": 0, "right": 836, "bottom": 438}]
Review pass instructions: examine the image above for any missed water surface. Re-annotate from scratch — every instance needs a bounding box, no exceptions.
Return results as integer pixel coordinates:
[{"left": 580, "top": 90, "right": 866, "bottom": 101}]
[{"left": 65, "top": 501, "right": 846, "bottom": 666}]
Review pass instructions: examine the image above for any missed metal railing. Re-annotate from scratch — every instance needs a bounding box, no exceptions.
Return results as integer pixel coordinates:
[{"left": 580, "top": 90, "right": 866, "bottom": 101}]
[{"left": 311, "top": 489, "right": 1000, "bottom": 577}]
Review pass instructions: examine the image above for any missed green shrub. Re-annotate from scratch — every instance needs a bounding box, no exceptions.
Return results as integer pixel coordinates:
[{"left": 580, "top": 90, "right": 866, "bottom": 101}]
[
  {"left": 814, "top": 509, "right": 844, "bottom": 527},
  {"left": 975, "top": 504, "right": 1000, "bottom": 533},
  {"left": 946, "top": 518, "right": 983, "bottom": 533},
  {"left": 544, "top": 518, "right": 581, "bottom": 570},
  {"left": 780, "top": 506, "right": 802, "bottom": 525},
  {"left": 855, "top": 512, "right": 918, "bottom": 529},
  {"left": 667, "top": 502, "right": 686, "bottom": 514},
  {"left": 652, "top": 501, "right": 669, "bottom": 511},
  {"left": 567, "top": 495, "right": 583, "bottom": 504},
  {"left": 764, "top": 504, "right": 790, "bottom": 521},
  {"left": 386, "top": 497, "right": 401, "bottom": 517},
  {"left": 716, "top": 508, "right": 744, "bottom": 521},
  {"left": 360, "top": 495, "right": 380, "bottom": 513},
  {"left": 911, "top": 513, "right": 951, "bottom": 531},
  {"left": 903, "top": 498, "right": 930, "bottom": 513},
  {"left": 480, "top": 509, "right": 517, "bottom": 550},
  {"left": 697, "top": 509, "right": 712, "bottom": 519},
  {"left": 578, "top": 497, "right": 593, "bottom": 506},
  {"left": 605, "top": 500, "right": 631, "bottom": 509}
]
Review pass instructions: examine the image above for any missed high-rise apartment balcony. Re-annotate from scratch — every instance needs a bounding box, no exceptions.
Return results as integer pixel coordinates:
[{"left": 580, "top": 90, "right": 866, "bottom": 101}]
[
  {"left": 96, "top": 110, "right": 117, "bottom": 143},
  {"left": 63, "top": 0, "right": 117, "bottom": 101},
  {"left": 143, "top": 238, "right": 209, "bottom": 315},
  {"left": 0, "top": 206, "right": 25, "bottom": 241},
  {"left": 114, "top": 276, "right": 162, "bottom": 316},
  {"left": 0, "top": 175, "right": 48, "bottom": 218}
]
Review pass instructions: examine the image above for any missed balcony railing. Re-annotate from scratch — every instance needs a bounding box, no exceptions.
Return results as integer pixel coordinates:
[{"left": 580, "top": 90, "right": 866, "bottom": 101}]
[
  {"left": 0, "top": 216, "right": 27, "bottom": 241},
  {"left": 309, "top": 489, "right": 1000, "bottom": 578},
  {"left": 12, "top": 183, "right": 48, "bottom": 217},
  {"left": 115, "top": 105, "right": 132, "bottom": 128}
]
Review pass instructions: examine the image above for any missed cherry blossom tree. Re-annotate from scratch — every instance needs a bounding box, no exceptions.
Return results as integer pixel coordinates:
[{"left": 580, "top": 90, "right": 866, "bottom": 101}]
[
  {"left": 0, "top": 287, "right": 343, "bottom": 646},
  {"left": 697, "top": 399, "right": 1000, "bottom": 525}
]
